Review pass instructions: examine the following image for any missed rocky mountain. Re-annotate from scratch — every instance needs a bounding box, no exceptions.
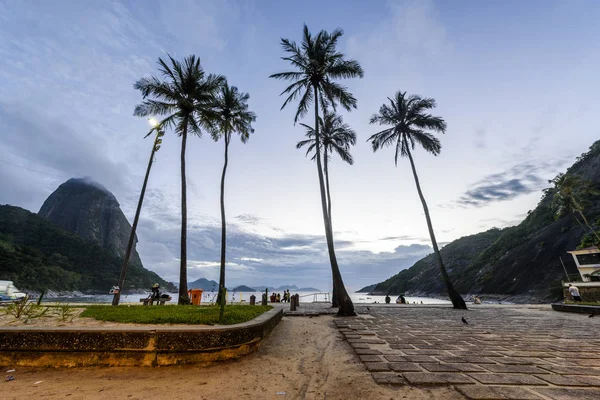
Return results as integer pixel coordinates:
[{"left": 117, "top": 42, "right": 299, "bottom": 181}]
[
  {"left": 188, "top": 277, "right": 219, "bottom": 291},
  {"left": 0, "top": 205, "right": 174, "bottom": 292},
  {"left": 232, "top": 285, "right": 256, "bottom": 292},
  {"left": 38, "top": 177, "right": 143, "bottom": 269},
  {"left": 362, "top": 140, "right": 600, "bottom": 302}
]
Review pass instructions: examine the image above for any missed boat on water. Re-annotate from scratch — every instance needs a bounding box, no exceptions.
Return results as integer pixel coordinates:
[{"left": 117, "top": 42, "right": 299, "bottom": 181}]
[{"left": 0, "top": 281, "right": 27, "bottom": 301}]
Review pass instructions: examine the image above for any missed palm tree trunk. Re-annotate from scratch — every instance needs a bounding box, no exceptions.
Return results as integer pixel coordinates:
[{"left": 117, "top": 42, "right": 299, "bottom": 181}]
[
  {"left": 217, "top": 132, "right": 230, "bottom": 309},
  {"left": 112, "top": 130, "right": 159, "bottom": 306},
  {"left": 406, "top": 147, "right": 467, "bottom": 310},
  {"left": 323, "top": 148, "right": 339, "bottom": 308},
  {"left": 313, "top": 84, "right": 355, "bottom": 316},
  {"left": 179, "top": 125, "right": 189, "bottom": 305}
]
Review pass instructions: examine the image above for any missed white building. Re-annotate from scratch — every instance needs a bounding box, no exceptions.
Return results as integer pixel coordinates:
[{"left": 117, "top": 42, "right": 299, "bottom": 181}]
[{"left": 568, "top": 246, "right": 600, "bottom": 282}]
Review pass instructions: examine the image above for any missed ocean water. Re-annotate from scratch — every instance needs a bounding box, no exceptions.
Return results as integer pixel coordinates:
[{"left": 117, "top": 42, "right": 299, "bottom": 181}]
[{"left": 45, "top": 291, "right": 451, "bottom": 305}]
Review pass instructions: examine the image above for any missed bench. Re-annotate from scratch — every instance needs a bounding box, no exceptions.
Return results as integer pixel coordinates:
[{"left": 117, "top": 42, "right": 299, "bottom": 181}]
[{"left": 140, "top": 296, "right": 172, "bottom": 306}]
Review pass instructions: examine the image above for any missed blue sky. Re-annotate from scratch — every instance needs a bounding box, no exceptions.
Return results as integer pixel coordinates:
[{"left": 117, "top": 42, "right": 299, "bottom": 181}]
[{"left": 1, "top": 0, "right": 599, "bottom": 291}]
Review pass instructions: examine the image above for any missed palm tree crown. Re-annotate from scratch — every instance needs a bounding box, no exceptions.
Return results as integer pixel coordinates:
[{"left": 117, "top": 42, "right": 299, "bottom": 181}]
[
  {"left": 210, "top": 83, "right": 257, "bottom": 141},
  {"left": 550, "top": 173, "right": 599, "bottom": 218},
  {"left": 368, "top": 91, "right": 446, "bottom": 164},
  {"left": 269, "top": 24, "right": 364, "bottom": 122},
  {"left": 297, "top": 112, "right": 356, "bottom": 164},
  {"left": 133, "top": 54, "right": 225, "bottom": 134}
]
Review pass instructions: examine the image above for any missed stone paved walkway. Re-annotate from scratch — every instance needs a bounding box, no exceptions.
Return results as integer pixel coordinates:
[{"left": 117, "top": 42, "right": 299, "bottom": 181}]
[{"left": 336, "top": 305, "right": 600, "bottom": 400}]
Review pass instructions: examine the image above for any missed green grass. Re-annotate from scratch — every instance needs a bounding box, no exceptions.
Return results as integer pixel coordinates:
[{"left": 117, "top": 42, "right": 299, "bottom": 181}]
[{"left": 79, "top": 305, "right": 272, "bottom": 325}]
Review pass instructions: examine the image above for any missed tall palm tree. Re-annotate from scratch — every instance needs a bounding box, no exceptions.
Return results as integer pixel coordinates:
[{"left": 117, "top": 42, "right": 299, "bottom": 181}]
[
  {"left": 297, "top": 111, "right": 356, "bottom": 307},
  {"left": 270, "top": 25, "right": 363, "bottom": 316},
  {"left": 133, "top": 54, "right": 225, "bottom": 305},
  {"left": 368, "top": 91, "right": 467, "bottom": 310},
  {"left": 550, "top": 173, "right": 600, "bottom": 245},
  {"left": 112, "top": 123, "right": 164, "bottom": 306},
  {"left": 210, "top": 83, "right": 257, "bottom": 315}
]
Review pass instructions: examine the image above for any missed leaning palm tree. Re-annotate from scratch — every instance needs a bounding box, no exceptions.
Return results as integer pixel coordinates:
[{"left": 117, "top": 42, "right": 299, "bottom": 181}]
[
  {"left": 210, "top": 83, "right": 257, "bottom": 318},
  {"left": 270, "top": 25, "right": 363, "bottom": 316},
  {"left": 112, "top": 122, "right": 165, "bottom": 306},
  {"left": 297, "top": 111, "right": 356, "bottom": 307},
  {"left": 134, "top": 54, "right": 225, "bottom": 305},
  {"left": 368, "top": 91, "right": 467, "bottom": 310},
  {"left": 550, "top": 173, "right": 600, "bottom": 245}
]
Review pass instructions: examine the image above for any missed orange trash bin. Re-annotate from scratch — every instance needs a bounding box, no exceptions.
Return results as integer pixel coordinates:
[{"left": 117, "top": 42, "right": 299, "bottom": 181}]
[{"left": 188, "top": 289, "right": 203, "bottom": 305}]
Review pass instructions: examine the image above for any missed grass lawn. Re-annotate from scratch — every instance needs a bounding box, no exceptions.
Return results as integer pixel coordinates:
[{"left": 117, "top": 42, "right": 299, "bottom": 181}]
[{"left": 80, "top": 305, "right": 272, "bottom": 325}]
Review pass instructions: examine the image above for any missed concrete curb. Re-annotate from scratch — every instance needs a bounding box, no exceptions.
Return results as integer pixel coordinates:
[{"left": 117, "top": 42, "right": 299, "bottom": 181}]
[
  {"left": 0, "top": 307, "right": 283, "bottom": 367},
  {"left": 551, "top": 302, "right": 600, "bottom": 314}
]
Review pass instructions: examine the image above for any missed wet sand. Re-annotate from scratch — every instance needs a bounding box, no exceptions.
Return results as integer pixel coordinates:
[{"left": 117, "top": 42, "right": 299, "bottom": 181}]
[{"left": 3, "top": 315, "right": 460, "bottom": 400}]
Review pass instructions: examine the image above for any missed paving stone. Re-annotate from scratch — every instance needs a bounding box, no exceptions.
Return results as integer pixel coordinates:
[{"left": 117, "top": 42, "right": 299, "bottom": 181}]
[
  {"left": 455, "top": 385, "right": 543, "bottom": 400},
  {"left": 494, "top": 357, "right": 546, "bottom": 365},
  {"left": 389, "top": 343, "right": 418, "bottom": 349},
  {"left": 467, "top": 373, "right": 548, "bottom": 386},
  {"left": 388, "top": 362, "right": 422, "bottom": 372},
  {"left": 540, "top": 366, "right": 600, "bottom": 376},
  {"left": 370, "top": 372, "right": 405, "bottom": 385},
  {"left": 350, "top": 343, "right": 371, "bottom": 349},
  {"left": 347, "top": 338, "right": 386, "bottom": 344},
  {"left": 359, "top": 355, "right": 383, "bottom": 362},
  {"left": 403, "top": 349, "right": 450, "bottom": 355},
  {"left": 438, "top": 356, "right": 498, "bottom": 364},
  {"left": 535, "top": 374, "right": 600, "bottom": 387},
  {"left": 482, "top": 364, "right": 550, "bottom": 374},
  {"left": 383, "top": 355, "right": 409, "bottom": 362},
  {"left": 403, "top": 372, "right": 475, "bottom": 385},
  {"left": 533, "top": 388, "right": 600, "bottom": 400},
  {"left": 354, "top": 348, "right": 382, "bottom": 355},
  {"left": 421, "top": 363, "right": 461, "bottom": 372},
  {"left": 403, "top": 355, "right": 438, "bottom": 363},
  {"left": 364, "top": 362, "right": 390, "bottom": 372}
]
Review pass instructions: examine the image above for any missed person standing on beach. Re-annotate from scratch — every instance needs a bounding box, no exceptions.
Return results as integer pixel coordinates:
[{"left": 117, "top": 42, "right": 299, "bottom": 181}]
[{"left": 568, "top": 284, "right": 582, "bottom": 302}]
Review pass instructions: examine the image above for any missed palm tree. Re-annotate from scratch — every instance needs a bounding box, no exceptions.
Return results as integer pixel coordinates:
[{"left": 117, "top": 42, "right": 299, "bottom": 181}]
[
  {"left": 297, "top": 111, "right": 356, "bottom": 307},
  {"left": 270, "top": 25, "right": 363, "bottom": 316},
  {"left": 550, "top": 173, "right": 600, "bottom": 245},
  {"left": 210, "top": 83, "right": 257, "bottom": 316},
  {"left": 112, "top": 122, "right": 165, "bottom": 306},
  {"left": 133, "top": 54, "right": 225, "bottom": 305},
  {"left": 368, "top": 91, "right": 467, "bottom": 310}
]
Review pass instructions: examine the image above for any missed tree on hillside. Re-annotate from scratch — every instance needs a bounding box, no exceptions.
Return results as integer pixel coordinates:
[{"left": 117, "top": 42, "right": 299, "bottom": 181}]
[
  {"left": 297, "top": 111, "right": 357, "bottom": 307},
  {"left": 550, "top": 173, "right": 600, "bottom": 246},
  {"left": 367, "top": 91, "right": 467, "bottom": 310},
  {"left": 270, "top": 25, "right": 364, "bottom": 316},
  {"left": 134, "top": 54, "right": 225, "bottom": 305},
  {"left": 210, "top": 82, "right": 257, "bottom": 318}
]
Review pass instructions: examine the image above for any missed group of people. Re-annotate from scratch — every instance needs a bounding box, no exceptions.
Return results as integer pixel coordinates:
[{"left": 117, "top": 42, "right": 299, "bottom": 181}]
[{"left": 269, "top": 290, "right": 292, "bottom": 303}]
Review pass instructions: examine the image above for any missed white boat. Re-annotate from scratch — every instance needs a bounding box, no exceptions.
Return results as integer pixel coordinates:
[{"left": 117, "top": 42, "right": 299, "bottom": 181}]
[{"left": 0, "top": 281, "right": 27, "bottom": 301}]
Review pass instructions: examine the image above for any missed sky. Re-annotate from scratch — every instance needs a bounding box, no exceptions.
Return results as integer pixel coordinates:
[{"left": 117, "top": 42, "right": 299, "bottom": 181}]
[{"left": 1, "top": 0, "right": 600, "bottom": 292}]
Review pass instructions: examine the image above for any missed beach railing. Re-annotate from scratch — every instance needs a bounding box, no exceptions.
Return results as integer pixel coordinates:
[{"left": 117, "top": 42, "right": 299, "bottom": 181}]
[{"left": 298, "top": 292, "right": 331, "bottom": 303}]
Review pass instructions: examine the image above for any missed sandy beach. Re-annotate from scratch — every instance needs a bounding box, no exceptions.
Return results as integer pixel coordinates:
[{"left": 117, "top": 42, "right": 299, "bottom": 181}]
[{"left": 3, "top": 315, "right": 460, "bottom": 400}]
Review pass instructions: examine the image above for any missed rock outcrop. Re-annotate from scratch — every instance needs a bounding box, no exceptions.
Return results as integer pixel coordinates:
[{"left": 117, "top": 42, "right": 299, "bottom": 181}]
[{"left": 38, "top": 177, "right": 143, "bottom": 269}]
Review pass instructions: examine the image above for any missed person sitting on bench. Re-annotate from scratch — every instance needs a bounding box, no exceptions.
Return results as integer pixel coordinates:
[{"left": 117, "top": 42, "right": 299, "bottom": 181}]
[{"left": 151, "top": 283, "right": 160, "bottom": 300}]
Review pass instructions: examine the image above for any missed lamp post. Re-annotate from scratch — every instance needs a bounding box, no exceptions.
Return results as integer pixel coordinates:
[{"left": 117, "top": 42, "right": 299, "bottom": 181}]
[{"left": 112, "top": 118, "right": 165, "bottom": 306}]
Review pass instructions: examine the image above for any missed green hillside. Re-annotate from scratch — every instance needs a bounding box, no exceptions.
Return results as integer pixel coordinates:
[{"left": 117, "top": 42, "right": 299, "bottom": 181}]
[
  {"left": 0, "top": 205, "right": 175, "bottom": 293},
  {"left": 362, "top": 140, "right": 600, "bottom": 300}
]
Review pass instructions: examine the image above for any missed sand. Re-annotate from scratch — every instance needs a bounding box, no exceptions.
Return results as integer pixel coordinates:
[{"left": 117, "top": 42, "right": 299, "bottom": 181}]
[{"left": 2, "top": 315, "right": 461, "bottom": 400}]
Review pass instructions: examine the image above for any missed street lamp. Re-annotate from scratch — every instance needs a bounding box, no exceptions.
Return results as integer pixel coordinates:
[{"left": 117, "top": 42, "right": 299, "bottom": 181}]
[{"left": 112, "top": 118, "right": 165, "bottom": 306}]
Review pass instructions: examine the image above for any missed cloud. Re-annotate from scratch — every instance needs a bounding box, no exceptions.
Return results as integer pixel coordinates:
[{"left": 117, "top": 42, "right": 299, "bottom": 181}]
[
  {"left": 456, "top": 160, "right": 565, "bottom": 207},
  {"left": 134, "top": 199, "right": 432, "bottom": 291}
]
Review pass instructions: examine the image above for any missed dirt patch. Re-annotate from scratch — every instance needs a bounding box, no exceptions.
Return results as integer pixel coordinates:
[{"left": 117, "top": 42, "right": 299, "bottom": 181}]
[{"left": 2, "top": 316, "right": 461, "bottom": 399}]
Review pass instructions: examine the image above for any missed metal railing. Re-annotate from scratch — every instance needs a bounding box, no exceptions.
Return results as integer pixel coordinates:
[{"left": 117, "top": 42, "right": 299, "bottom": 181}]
[{"left": 298, "top": 292, "right": 331, "bottom": 303}]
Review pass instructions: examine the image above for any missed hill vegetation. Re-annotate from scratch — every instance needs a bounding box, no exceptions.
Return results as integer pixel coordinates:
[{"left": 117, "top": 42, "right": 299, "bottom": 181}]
[
  {"left": 0, "top": 205, "right": 175, "bottom": 293},
  {"left": 362, "top": 140, "right": 600, "bottom": 301}
]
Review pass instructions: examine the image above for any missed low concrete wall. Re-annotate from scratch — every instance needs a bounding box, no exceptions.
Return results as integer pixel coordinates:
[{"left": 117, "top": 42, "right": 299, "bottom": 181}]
[
  {"left": 562, "top": 285, "right": 600, "bottom": 302},
  {"left": 551, "top": 303, "right": 600, "bottom": 315},
  {"left": 0, "top": 307, "right": 282, "bottom": 367}
]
